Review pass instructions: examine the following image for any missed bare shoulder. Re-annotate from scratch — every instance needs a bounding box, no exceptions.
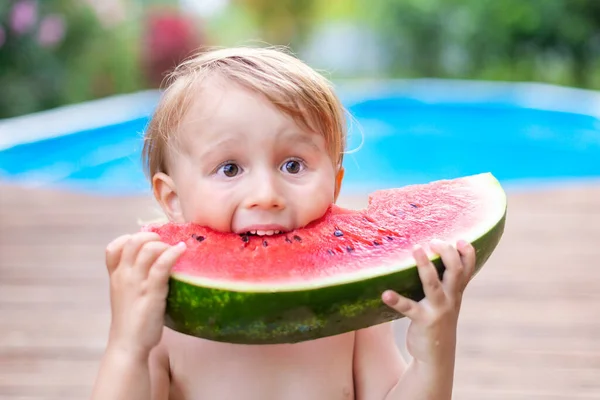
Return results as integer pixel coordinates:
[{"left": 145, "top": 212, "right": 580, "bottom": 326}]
[
  {"left": 155, "top": 327, "right": 217, "bottom": 399},
  {"left": 353, "top": 322, "right": 401, "bottom": 363},
  {"left": 355, "top": 321, "right": 396, "bottom": 341},
  {"left": 352, "top": 323, "right": 406, "bottom": 399}
]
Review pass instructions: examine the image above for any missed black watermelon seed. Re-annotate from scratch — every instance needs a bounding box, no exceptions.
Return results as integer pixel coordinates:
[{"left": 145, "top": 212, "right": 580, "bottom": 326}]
[
  {"left": 409, "top": 203, "right": 418, "bottom": 208},
  {"left": 192, "top": 234, "right": 205, "bottom": 242},
  {"left": 241, "top": 235, "right": 249, "bottom": 243},
  {"left": 373, "top": 240, "right": 381, "bottom": 246},
  {"left": 327, "top": 249, "right": 335, "bottom": 255},
  {"left": 386, "top": 236, "right": 394, "bottom": 241},
  {"left": 293, "top": 235, "right": 302, "bottom": 242},
  {"left": 334, "top": 230, "right": 343, "bottom": 237},
  {"left": 346, "top": 246, "right": 354, "bottom": 253},
  {"left": 285, "top": 236, "right": 292, "bottom": 243},
  {"left": 263, "top": 240, "right": 268, "bottom": 247}
]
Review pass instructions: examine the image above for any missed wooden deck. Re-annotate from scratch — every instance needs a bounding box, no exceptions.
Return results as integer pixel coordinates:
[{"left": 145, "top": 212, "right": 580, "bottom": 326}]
[{"left": 1, "top": 182, "right": 599, "bottom": 399}]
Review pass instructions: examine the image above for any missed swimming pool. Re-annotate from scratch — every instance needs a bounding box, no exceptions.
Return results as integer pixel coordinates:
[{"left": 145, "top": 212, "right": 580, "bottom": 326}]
[{"left": 0, "top": 80, "right": 599, "bottom": 195}]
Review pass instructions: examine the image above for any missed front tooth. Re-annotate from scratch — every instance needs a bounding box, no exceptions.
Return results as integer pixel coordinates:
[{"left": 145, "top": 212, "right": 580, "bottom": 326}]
[
  {"left": 251, "top": 230, "right": 283, "bottom": 236},
  {"left": 255, "top": 230, "right": 276, "bottom": 236}
]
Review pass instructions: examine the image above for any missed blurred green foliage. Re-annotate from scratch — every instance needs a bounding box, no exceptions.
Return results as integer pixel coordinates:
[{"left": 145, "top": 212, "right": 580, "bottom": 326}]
[
  {"left": 360, "top": 0, "right": 600, "bottom": 88},
  {"left": 208, "top": 0, "right": 600, "bottom": 89},
  {"left": 231, "top": 0, "right": 318, "bottom": 48},
  {"left": 1, "top": 0, "right": 600, "bottom": 119},
  {"left": 0, "top": 0, "right": 144, "bottom": 119}
]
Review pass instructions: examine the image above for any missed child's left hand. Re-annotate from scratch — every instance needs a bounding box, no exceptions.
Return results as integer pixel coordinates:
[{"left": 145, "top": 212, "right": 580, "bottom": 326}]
[{"left": 382, "top": 239, "right": 476, "bottom": 365}]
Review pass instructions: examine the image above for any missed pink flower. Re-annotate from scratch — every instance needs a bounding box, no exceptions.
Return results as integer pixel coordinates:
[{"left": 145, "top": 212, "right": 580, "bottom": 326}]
[
  {"left": 142, "top": 11, "right": 203, "bottom": 87},
  {"left": 10, "top": 0, "right": 38, "bottom": 35},
  {"left": 0, "top": 25, "right": 5, "bottom": 49},
  {"left": 37, "top": 14, "right": 66, "bottom": 48}
]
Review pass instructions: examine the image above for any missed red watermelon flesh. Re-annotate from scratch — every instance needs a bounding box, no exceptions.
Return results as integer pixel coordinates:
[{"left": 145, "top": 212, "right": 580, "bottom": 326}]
[{"left": 144, "top": 173, "right": 506, "bottom": 291}]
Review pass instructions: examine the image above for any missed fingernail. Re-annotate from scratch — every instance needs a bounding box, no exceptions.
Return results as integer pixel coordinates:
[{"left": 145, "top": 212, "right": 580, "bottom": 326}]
[
  {"left": 457, "top": 239, "right": 469, "bottom": 248},
  {"left": 382, "top": 290, "right": 399, "bottom": 305},
  {"left": 176, "top": 242, "right": 186, "bottom": 249}
]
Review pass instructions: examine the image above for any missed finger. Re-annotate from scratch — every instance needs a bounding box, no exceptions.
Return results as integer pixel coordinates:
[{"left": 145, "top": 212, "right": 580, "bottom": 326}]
[
  {"left": 120, "top": 232, "right": 162, "bottom": 267},
  {"left": 430, "top": 239, "right": 464, "bottom": 295},
  {"left": 148, "top": 242, "right": 187, "bottom": 289},
  {"left": 105, "top": 234, "right": 131, "bottom": 274},
  {"left": 413, "top": 244, "right": 446, "bottom": 306},
  {"left": 134, "top": 241, "right": 171, "bottom": 278},
  {"left": 457, "top": 240, "right": 476, "bottom": 285},
  {"left": 382, "top": 290, "right": 421, "bottom": 320}
]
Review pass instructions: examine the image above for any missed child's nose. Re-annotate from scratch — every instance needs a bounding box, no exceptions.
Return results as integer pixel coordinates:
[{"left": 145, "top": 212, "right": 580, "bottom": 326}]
[{"left": 245, "top": 175, "right": 286, "bottom": 210}]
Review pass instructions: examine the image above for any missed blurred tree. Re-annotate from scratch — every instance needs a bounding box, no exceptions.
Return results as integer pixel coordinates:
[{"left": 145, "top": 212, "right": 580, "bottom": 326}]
[
  {"left": 0, "top": 0, "right": 147, "bottom": 118},
  {"left": 141, "top": 7, "right": 206, "bottom": 87},
  {"left": 363, "top": 0, "right": 600, "bottom": 89},
  {"left": 232, "top": 0, "right": 318, "bottom": 48}
]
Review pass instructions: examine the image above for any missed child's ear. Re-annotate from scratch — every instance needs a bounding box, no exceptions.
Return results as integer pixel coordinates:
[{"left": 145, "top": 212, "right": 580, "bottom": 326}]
[
  {"left": 334, "top": 166, "right": 345, "bottom": 202},
  {"left": 152, "top": 172, "right": 184, "bottom": 223}
]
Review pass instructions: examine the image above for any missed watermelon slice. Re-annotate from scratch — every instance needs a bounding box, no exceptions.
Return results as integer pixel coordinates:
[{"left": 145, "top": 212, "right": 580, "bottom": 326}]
[{"left": 144, "top": 173, "right": 506, "bottom": 344}]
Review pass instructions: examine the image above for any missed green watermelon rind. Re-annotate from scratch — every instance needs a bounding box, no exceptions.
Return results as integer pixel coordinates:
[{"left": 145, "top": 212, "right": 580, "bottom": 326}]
[{"left": 163, "top": 173, "right": 507, "bottom": 344}]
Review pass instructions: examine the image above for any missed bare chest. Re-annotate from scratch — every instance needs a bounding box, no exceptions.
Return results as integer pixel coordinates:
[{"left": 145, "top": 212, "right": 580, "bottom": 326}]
[{"left": 165, "top": 331, "right": 356, "bottom": 400}]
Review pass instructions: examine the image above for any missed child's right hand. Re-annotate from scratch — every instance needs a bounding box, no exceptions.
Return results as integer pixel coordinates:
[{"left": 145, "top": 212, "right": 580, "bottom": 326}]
[{"left": 104, "top": 232, "right": 186, "bottom": 359}]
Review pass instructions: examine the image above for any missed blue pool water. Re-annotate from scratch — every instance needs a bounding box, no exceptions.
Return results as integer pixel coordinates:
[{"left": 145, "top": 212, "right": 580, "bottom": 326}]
[{"left": 0, "top": 81, "right": 599, "bottom": 195}]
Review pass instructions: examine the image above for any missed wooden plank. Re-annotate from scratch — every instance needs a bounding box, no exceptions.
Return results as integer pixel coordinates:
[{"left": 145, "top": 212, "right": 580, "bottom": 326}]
[{"left": 1, "top": 183, "right": 599, "bottom": 399}]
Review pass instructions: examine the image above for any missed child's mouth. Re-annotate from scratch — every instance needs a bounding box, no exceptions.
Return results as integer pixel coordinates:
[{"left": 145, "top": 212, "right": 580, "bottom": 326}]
[
  {"left": 236, "top": 224, "right": 290, "bottom": 237},
  {"left": 244, "top": 230, "right": 284, "bottom": 236}
]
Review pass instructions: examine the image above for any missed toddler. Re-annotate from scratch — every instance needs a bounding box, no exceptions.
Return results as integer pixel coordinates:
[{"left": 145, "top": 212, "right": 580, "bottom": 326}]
[{"left": 91, "top": 46, "right": 476, "bottom": 400}]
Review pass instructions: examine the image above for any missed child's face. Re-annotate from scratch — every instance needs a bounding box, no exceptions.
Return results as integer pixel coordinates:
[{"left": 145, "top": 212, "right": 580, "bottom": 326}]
[{"left": 153, "top": 76, "right": 343, "bottom": 235}]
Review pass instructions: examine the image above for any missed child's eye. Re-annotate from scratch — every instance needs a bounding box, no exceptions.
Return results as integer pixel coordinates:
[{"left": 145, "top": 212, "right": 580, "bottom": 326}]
[
  {"left": 218, "top": 163, "right": 241, "bottom": 177},
  {"left": 281, "top": 159, "right": 304, "bottom": 174}
]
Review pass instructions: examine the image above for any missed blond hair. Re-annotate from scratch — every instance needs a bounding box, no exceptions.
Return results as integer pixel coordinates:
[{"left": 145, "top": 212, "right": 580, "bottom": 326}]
[{"left": 142, "top": 46, "right": 347, "bottom": 185}]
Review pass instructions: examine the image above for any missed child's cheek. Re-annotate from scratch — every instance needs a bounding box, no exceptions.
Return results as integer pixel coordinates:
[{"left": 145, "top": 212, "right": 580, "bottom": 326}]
[
  {"left": 294, "top": 178, "right": 335, "bottom": 227},
  {"left": 181, "top": 182, "right": 234, "bottom": 231}
]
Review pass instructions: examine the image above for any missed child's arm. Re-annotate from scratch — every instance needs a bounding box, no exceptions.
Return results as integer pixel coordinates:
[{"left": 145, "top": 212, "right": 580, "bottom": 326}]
[
  {"left": 353, "top": 239, "right": 476, "bottom": 400},
  {"left": 90, "top": 233, "right": 186, "bottom": 400}
]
